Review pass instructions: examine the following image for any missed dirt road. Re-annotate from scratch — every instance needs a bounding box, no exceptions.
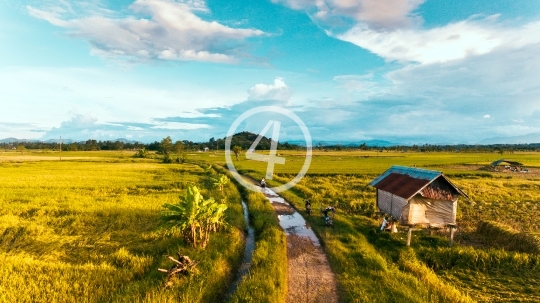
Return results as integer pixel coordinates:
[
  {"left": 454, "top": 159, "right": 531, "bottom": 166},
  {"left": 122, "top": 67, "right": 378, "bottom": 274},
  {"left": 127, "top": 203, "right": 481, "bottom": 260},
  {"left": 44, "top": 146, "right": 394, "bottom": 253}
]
[{"left": 263, "top": 189, "right": 339, "bottom": 303}]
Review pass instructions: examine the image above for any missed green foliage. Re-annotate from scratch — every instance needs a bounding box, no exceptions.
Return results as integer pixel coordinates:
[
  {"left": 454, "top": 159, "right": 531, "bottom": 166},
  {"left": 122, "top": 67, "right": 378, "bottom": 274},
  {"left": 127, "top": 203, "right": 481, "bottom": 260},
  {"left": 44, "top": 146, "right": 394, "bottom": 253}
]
[
  {"left": 159, "top": 136, "right": 173, "bottom": 156},
  {"left": 211, "top": 174, "right": 229, "bottom": 192},
  {"left": 161, "top": 185, "right": 228, "bottom": 248},
  {"left": 133, "top": 148, "right": 148, "bottom": 158},
  {"left": 232, "top": 146, "right": 242, "bottom": 161},
  {"left": 174, "top": 140, "right": 184, "bottom": 154}
]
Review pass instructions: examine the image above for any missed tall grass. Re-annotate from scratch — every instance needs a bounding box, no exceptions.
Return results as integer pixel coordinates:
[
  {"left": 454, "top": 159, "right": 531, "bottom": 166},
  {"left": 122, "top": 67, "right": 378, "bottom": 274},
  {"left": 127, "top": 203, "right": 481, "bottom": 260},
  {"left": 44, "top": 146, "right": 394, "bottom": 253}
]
[
  {"left": 0, "top": 158, "right": 246, "bottom": 302},
  {"left": 475, "top": 221, "right": 540, "bottom": 254},
  {"left": 214, "top": 165, "right": 288, "bottom": 303},
  {"left": 417, "top": 246, "right": 540, "bottom": 272}
]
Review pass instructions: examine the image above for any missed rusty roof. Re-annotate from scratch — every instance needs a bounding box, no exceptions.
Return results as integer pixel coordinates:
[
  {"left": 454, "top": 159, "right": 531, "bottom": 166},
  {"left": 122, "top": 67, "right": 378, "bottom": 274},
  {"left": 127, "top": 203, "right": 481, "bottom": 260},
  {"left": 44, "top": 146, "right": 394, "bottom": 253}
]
[
  {"left": 369, "top": 165, "right": 469, "bottom": 200},
  {"left": 369, "top": 166, "right": 441, "bottom": 187},
  {"left": 372, "top": 172, "right": 432, "bottom": 200}
]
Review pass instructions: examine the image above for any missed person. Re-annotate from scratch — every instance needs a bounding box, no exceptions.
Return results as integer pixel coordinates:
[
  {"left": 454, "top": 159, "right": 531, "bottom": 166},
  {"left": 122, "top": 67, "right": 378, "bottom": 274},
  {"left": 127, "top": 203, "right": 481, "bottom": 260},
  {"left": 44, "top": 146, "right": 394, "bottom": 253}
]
[
  {"left": 305, "top": 199, "right": 312, "bottom": 216},
  {"left": 380, "top": 217, "right": 388, "bottom": 231},
  {"left": 322, "top": 206, "right": 335, "bottom": 225},
  {"left": 260, "top": 178, "right": 266, "bottom": 188}
]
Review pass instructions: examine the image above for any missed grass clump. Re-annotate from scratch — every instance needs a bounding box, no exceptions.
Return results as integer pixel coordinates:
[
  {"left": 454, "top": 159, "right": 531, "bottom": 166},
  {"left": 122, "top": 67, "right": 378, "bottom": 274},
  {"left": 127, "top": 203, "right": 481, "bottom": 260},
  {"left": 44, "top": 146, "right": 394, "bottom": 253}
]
[{"left": 476, "top": 221, "right": 540, "bottom": 254}]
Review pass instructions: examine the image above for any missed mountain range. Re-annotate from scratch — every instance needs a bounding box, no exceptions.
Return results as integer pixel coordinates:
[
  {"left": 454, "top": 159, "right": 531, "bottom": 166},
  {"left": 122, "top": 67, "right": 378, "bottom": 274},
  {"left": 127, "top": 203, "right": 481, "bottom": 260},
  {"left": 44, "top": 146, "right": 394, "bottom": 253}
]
[{"left": 478, "top": 132, "right": 540, "bottom": 145}]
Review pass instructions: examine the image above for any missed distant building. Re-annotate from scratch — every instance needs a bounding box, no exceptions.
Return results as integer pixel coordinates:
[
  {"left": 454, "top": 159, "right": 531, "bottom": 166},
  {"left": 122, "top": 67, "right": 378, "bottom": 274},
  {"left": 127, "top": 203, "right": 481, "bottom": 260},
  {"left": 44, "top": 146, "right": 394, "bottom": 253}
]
[{"left": 369, "top": 166, "right": 469, "bottom": 228}]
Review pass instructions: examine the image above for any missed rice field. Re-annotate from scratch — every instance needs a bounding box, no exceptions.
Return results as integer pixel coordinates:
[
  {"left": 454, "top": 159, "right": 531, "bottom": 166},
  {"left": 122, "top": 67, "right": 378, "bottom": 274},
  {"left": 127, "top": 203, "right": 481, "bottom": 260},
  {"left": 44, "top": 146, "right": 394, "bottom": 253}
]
[
  {"left": 2, "top": 149, "right": 540, "bottom": 302},
  {"left": 215, "top": 149, "right": 540, "bottom": 302},
  {"left": 0, "top": 153, "right": 246, "bottom": 303}
]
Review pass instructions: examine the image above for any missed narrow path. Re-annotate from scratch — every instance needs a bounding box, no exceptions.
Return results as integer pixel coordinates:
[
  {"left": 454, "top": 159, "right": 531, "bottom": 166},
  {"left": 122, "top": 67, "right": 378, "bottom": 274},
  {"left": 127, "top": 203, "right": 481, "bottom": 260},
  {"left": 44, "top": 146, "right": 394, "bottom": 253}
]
[{"left": 262, "top": 187, "right": 339, "bottom": 303}]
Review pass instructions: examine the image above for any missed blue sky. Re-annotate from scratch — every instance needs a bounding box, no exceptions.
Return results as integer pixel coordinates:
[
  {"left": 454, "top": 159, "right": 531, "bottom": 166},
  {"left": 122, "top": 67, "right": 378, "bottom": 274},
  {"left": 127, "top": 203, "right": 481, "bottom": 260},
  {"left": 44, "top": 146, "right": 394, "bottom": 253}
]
[{"left": 1, "top": 0, "right": 540, "bottom": 144}]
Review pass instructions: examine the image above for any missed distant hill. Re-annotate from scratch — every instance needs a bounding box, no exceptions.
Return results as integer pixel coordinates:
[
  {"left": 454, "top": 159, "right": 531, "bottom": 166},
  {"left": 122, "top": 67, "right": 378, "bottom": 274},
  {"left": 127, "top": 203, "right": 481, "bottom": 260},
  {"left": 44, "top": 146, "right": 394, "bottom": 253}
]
[
  {"left": 227, "top": 131, "right": 276, "bottom": 150},
  {"left": 0, "top": 138, "right": 135, "bottom": 144},
  {"left": 478, "top": 132, "right": 540, "bottom": 145},
  {"left": 0, "top": 138, "right": 22, "bottom": 143},
  {"left": 307, "top": 139, "right": 396, "bottom": 147}
]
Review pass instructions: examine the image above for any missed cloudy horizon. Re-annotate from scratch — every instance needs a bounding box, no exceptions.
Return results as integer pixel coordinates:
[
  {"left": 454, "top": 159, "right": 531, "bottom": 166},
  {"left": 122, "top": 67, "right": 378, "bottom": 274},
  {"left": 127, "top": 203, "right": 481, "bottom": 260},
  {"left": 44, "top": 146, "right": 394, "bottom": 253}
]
[{"left": 1, "top": 0, "right": 540, "bottom": 145}]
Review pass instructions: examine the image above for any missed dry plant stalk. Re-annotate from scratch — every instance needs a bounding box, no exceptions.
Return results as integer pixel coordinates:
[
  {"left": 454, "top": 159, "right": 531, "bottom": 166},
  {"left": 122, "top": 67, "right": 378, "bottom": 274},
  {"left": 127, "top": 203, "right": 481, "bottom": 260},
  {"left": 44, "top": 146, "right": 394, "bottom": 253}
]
[{"left": 158, "top": 252, "right": 199, "bottom": 288}]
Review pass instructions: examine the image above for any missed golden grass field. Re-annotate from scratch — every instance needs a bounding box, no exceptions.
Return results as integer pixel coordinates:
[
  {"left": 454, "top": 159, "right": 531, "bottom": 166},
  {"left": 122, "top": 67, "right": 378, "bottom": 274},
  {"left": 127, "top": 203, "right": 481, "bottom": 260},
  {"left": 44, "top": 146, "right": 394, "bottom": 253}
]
[
  {"left": 1, "top": 149, "right": 540, "bottom": 302},
  {"left": 0, "top": 151, "right": 247, "bottom": 303}
]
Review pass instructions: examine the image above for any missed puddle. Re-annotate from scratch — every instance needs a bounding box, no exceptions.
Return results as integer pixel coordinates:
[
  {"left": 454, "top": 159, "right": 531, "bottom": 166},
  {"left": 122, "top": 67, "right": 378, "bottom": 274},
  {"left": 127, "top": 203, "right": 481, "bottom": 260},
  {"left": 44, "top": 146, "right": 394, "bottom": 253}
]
[
  {"left": 263, "top": 187, "right": 320, "bottom": 246},
  {"left": 225, "top": 200, "right": 255, "bottom": 300}
]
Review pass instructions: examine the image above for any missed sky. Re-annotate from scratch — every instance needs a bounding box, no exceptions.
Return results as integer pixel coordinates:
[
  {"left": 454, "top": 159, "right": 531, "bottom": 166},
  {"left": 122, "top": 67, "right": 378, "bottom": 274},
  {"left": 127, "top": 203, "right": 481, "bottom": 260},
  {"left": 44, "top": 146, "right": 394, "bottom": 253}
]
[{"left": 1, "top": 0, "right": 540, "bottom": 145}]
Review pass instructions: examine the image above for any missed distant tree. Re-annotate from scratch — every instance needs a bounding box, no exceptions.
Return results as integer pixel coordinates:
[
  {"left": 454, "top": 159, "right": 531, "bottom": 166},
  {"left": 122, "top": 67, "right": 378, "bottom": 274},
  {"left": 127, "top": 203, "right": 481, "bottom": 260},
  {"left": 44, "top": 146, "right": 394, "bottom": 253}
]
[
  {"left": 159, "top": 136, "right": 174, "bottom": 163},
  {"left": 85, "top": 139, "right": 99, "bottom": 151},
  {"left": 159, "top": 136, "right": 173, "bottom": 155},
  {"left": 174, "top": 140, "right": 184, "bottom": 154},
  {"left": 133, "top": 148, "right": 148, "bottom": 158},
  {"left": 232, "top": 146, "right": 242, "bottom": 161},
  {"left": 16, "top": 145, "right": 26, "bottom": 155}
]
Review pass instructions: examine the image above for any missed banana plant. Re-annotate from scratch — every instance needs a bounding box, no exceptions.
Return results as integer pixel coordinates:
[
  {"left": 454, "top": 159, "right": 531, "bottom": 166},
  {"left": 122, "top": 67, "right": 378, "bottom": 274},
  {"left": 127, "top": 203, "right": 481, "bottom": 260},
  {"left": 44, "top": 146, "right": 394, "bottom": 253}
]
[
  {"left": 211, "top": 174, "right": 229, "bottom": 193},
  {"left": 161, "top": 184, "right": 228, "bottom": 248}
]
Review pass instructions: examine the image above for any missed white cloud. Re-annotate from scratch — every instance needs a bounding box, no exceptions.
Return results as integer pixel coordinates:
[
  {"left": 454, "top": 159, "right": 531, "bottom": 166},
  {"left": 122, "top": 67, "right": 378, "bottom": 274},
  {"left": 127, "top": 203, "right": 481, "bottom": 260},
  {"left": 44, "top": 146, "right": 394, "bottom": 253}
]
[
  {"left": 273, "top": 1, "right": 540, "bottom": 66},
  {"left": 333, "top": 74, "right": 375, "bottom": 92},
  {"left": 248, "top": 78, "right": 291, "bottom": 101},
  {"left": 151, "top": 122, "right": 210, "bottom": 130},
  {"left": 483, "top": 115, "right": 490, "bottom": 119},
  {"left": 27, "top": 0, "right": 264, "bottom": 63},
  {"left": 339, "top": 18, "right": 540, "bottom": 64},
  {"left": 271, "top": 0, "right": 424, "bottom": 30}
]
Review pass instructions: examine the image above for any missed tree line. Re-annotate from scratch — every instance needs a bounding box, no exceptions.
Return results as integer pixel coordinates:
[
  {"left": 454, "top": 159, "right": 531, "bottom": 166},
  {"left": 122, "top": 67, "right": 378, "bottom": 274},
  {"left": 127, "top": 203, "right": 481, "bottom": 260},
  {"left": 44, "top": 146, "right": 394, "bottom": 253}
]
[
  {"left": 0, "top": 132, "right": 303, "bottom": 152},
  {"left": 2, "top": 134, "right": 540, "bottom": 153}
]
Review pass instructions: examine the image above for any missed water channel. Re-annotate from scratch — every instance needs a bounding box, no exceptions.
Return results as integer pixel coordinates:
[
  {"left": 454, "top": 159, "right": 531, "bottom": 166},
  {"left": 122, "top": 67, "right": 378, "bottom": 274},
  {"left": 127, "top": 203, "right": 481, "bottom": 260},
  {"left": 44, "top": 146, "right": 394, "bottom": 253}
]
[
  {"left": 226, "top": 186, "right": 320, "bottom": 301},
  {"left": 225, "top": 200, "right": 255, "bottom": 300}
]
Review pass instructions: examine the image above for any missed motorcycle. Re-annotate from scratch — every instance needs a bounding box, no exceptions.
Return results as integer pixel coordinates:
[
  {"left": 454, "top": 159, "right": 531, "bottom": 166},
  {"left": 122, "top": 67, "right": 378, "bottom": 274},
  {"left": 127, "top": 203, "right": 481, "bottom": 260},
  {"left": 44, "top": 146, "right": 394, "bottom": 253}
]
[
  {"left": 324, "top": 215, "right": 334, "bottom": 227},
  {"left": 322, "top": 206, "right": 335, "bottom": 227}
]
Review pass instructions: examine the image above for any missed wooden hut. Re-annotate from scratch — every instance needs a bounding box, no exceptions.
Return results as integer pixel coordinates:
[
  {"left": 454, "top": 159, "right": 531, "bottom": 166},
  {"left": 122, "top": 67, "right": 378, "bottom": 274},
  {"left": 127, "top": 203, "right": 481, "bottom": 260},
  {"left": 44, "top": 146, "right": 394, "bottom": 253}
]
[{"left": 369, "top": 166, "right": 469, "bottom": 245}]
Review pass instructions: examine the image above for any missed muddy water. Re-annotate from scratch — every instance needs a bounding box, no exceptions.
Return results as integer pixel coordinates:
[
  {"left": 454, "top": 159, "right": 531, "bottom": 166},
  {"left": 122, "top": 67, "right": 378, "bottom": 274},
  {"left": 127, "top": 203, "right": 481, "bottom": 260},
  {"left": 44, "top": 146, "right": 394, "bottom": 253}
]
[
  {"left": 225, "top": 200, "right": 255, "bottom": 300},
  {"left": 263, "top": 188, "right": 320, "bottom": 245}
]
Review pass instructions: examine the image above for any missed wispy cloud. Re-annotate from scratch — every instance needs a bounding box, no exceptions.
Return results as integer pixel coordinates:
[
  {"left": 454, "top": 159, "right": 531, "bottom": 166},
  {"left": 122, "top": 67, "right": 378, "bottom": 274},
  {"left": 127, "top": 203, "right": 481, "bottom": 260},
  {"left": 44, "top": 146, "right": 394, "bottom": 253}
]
[
  {"left": 272, "top": 1, "right": 540, "bottom": 66},
  {"left": 333, "top": 73, "right": 376, "bottom": 92},
  {"left": 41, "top": 113, "right": 211, "bottom": 141},
  {"left": 339, "top": 17, "right": 540, "bottom": 64},
  {"left": 27, "top": 0, "right": 265, "bottom": 63},
  {"left": 271, "top": 0, "right": 424, "bottom": 30}
]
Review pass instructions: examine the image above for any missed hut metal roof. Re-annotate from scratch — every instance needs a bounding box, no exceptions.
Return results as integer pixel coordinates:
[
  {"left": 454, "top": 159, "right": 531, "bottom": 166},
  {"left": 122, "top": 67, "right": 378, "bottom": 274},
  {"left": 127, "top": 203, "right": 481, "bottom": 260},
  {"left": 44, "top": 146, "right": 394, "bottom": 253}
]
[
  {"left": 369, "top": 165, "right": 469, "bottom": 200},
  {"left": 369, "top": 166, "right": 441, "bottom": 187},
  {"left": 490, "top": 159, "right": 523, "bottom": 166}
]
